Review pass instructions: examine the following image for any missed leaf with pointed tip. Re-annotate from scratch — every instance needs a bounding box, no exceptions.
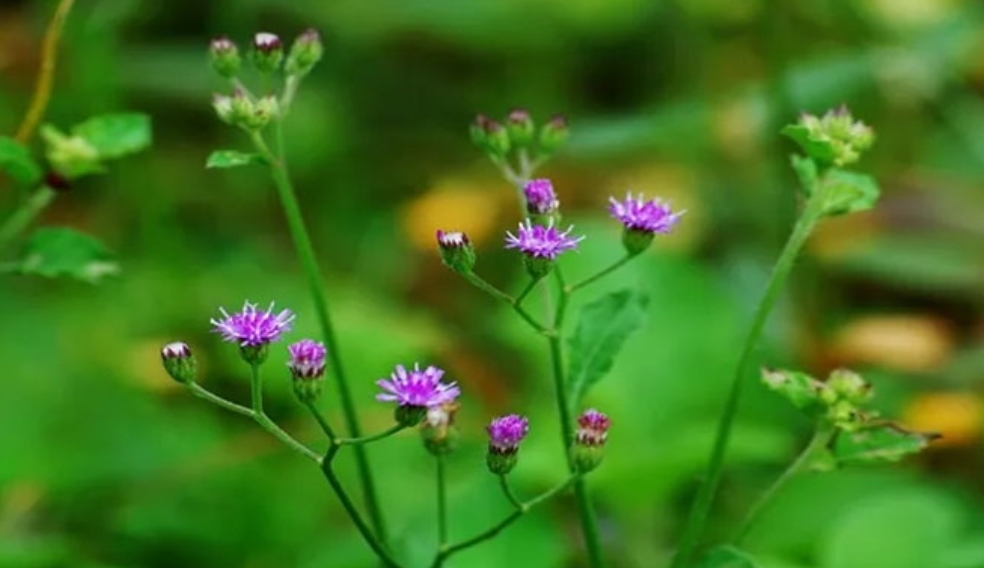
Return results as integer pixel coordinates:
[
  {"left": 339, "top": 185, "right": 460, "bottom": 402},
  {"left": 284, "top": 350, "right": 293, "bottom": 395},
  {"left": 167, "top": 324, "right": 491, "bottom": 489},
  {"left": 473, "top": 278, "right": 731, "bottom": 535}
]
[
  {"left": 72, "top": 113, "right": 152, "bottom": 159},
  {"left": 833, "top": 422, "right": 938, "bottom": 466},
  {"left": 567, "top": 289, "right": 649, "bottom": 405}
]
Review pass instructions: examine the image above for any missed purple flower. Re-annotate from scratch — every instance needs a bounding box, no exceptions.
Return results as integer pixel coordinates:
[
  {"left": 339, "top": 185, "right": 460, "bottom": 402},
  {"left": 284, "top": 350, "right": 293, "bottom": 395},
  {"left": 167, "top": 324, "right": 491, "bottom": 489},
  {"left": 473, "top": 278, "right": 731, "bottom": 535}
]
[
  {"left": 211, "top": 301, "right": 294, "bottom": 347},
  {"left": 161, "top": 341, "right": 196, "bottom": 384},
  {"left": 376, "top": 363, "right": 460, "bottom": 408},
  {"left": 161, "top": 341, "right": 191, "bottom": 360},
  {"left": 523, "top": 179, "right": 560, "bottom": 215},
  {"left": 504, "top": 220, "right": 583, "bottom": 260},
  {"left": 608, "top": 193, "right": 682, "bottom": 234},
  {"left": 487, "top": 414, "right": 530, "bottom": 453},
  {"left": 575, "top": 408, "right": 610, "bottom": 446},
  {"left": 287, "top": 339, "right": 327, "bottom": 379}
]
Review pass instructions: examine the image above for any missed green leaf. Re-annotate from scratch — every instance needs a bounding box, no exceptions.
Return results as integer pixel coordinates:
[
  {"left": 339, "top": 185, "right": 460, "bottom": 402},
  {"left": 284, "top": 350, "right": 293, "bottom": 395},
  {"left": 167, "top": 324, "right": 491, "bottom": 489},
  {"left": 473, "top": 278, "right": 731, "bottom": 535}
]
[
  {"left": 16, "top": 227, "right": 119, "bottom": 283},
  {"left": 789, "top": 154, "right": 818, "bottom": 197},
  {"left": 818, "top": 169, "right": 880, "bottom": 216},
  {"left": 567, "top": 289, "right": 649, "bottom": 404},
  {"left": 761, "top": 368, "right": 827, "bottom": 411},
  {"left": 72, "top": 113, "right": 152, "bottom": 159},
  {"left": 206, "top": 150, "right": 263, "bottom": 169},
  {"left": 0, "top": 136, "right": 42, "bottom": 187},
  {"left": 781, "top": 124, "right": 836, "bottom": 165},
  {"left": 696, "top": 546, "right": 761, "bottom": 568},
  {"left": 832, "top": 422, "right": 938, "bottom": 466}
]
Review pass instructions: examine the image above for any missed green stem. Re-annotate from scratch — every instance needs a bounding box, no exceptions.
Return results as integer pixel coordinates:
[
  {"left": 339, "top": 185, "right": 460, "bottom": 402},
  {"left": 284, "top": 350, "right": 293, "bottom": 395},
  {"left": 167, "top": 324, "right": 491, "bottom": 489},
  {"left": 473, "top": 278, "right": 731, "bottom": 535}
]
[
  {"left": 248, "top": 364, "right": 320, "bottom": 462},
  {"left": 187, "top": 382, "right": 252, "bottom": 417},
  {"left": 498, "top": 475, "right": 523, "bottom": 510},
  {"left": 515, "top": 278, "right": 540, "bottom": 306},
  {"left": 546, "top": 266, "right": 604, "bottom": 567},
  {"left": 250, "top": 131, "right": 387, "bottom": 542},
  {"left": 463, "top": 272, "right": 549, "bottom": 334},
  {"left": 337, "top": 423, "right": 405, "bottom": 446},
  {"left": 567, "top": 254, "right": 634, "bottom": 294},
  {"left": 319, "top": 448, "right": 404, "bottom": 568},
  {"left": 304, "top": 400, "right": 338, "bottom": 441},
  {"left": 670, "top": 197, "right": 824, "bottom": 568},
  {"left": 431, "top": 476, "right": 578, "bottom": 567},
  {"left": 733, "top": 422, "right": 835, "bottom": 545},
  {"left": 0, "top": 186, "right": 56, "bottom": 251},
  {"left": 436, "top": 454, "right": 449, "bottom": 547}
]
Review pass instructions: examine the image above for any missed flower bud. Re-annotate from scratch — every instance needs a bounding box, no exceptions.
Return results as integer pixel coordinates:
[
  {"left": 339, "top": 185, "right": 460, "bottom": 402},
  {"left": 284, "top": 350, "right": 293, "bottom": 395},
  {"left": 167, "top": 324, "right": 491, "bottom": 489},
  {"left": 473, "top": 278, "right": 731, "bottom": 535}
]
[
  {"left": 288, "top": 339, "right": 327, "bottom": 403},
  {"left": 39, "top": 125, "right": 103, "bottom": 179},
  {"left": 570, "top": 409, "right": 609, "bottom": 473},
  {"left": 826, "top": 368, "right": 872, "bottom": 405},
  {"left": 239, "top": 344, "right": 269, "bottom": 366},
  {"left": 161, "top": 342, "right": 196, "bottom": 384},
  {"left": 470, "top": 114, "right": 490, "bottom": 148},
  {"left": 421, "top": 402, "right": 460, "bottom": 455},
  {"left": 523, "top": 179, "right": 560, "bottom": 218},
  {"left": 782, "top": 105, "right": 874, "bottom": 167},
  {"left": 209, "top": 36, "right": 241, "bottom": 78},
  {"left": 285, "top": 28, "right": 324, "bottom": 77},
  {"left": 240, "top": 95, "right": 279, "bottom": 131},
  {"left": 436, "top": 230, "right": 476, "bottom": 275},
  {"left": 395, "top": 404, "right": 428, "bottom": 427},
  {"left": 213, "top": 94, "right": 236, "bottom": 124},
  {"left": 506, "top": 108, "right": 535, "bottom": 148},
  {"left": 486, "top": 414, "right": 529, "bottom": 475},
  {"left": 538, "top": 114, "right": 569, "bottom": 155},
  {"left": 250, "top": 32, "right": 284, "bottom": 74},
  {"left": 483, "top": 120, "right": 511, "bottom": 157}
]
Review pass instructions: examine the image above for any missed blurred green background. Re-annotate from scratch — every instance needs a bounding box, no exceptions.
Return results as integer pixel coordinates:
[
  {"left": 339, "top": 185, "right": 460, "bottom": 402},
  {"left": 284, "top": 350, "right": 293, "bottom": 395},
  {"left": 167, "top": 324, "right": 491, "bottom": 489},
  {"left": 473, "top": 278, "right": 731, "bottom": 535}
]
[{"left": 3, "top": 0, "right": 984, "bottom": 567}]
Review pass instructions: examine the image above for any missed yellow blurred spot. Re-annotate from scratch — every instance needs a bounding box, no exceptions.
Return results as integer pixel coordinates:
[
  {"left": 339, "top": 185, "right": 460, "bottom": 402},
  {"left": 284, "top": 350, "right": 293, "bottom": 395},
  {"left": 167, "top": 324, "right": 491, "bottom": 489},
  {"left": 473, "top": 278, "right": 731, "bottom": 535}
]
[
  {"left": 602, "top": 164, "right": 704, "bottom": 252},
  {"left": 861, "top": 0, "right": 962, "bottom": 29},
  {"left": 713, "top": 96, "right": 768, "bottom": 161},
  {"left": 831, "top": 315, "right": 954, "bottom": 373},
  {"left": 401, "top": 175, "right": 509, "bottom": 252},
  {"left": 810, "top": 210, "right": 882, "bottom": 259},
  {"left": 903, "top": 392, "right": 983, "bottom": 448}
]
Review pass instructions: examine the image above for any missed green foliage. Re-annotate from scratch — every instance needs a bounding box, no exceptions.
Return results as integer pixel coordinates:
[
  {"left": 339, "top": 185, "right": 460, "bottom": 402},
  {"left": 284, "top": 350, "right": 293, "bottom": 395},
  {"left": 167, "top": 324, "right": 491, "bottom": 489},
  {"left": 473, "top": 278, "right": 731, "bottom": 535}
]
[
  {"left": 832, "top": 423, "right": 939, "bottom": 466},
  {"left": 206, "top": 149, "right": 263, "bottom": 169},
  {"left": 818, "top": 169, "right": 880, "bottom": 216},
  {"left": 16, "top": 227, "right": 118, "bottom": 283},
  {"left": 697, "top": 546, "right": 761, "bottom": 568},
  {"left": 567, "top": 289, "right": 649, "bottom": 405},
  {"left": 0, "top": 136, "right": 42, "bottom": 188},
  {"left": 71, "top": 113, "right": 152, "bottom": 159}
]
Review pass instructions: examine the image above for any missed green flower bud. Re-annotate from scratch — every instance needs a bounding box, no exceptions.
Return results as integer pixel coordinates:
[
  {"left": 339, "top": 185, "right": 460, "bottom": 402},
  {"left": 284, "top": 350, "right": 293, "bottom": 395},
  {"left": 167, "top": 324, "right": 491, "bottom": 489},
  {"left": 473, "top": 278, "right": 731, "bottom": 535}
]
[
  {"left": 39, "top": 125, "right": 103, "bottom": 179},
  {"left": 436, "top": 230, "right": 476, "bottom": 275},
  {"left": 209, "top": 36, "right": 241, "bottom": 78},
  {"left": 284, "top": 28, "right": 324, "bottom": 77},
  {"left": 506, "top": 108, "right": 535, "bottom": 148},
  {"left": 486, "top": 450, "right": 518, "bottom": 475},
  {"left": 483, "top": 120, "right": 511, "bottom": 157},
  {"left": 239, "top": 343, "right": 269, "bottom": 366},
  {"left": 621, "top": 228, "right": 655, "bottom": 256},
  {"left": 421, "top": 403, "right": 461, "bottom": 456},
  {"left": 570, "top": 409, "right": 610, "bottom": 473},
  {"left": 523, "top": 255, "right": 554, "bottom": 280},
  {"left": 239, "top": 95, "right": 279, "bottom": 131},
  {"left": 161, "top": 342, "right": 196, "bottom": 384},
  {"left": 470, "top": 114, "right": 490, "bottom": 149},
  {"left": 395, "top": 404, "right": 427, "bottom": 427},
  {"left": 250, "top": 32, "right": 284, "bottom": 74},
  {"left": 827, "top": 368, "right": 872, "bottom": 405},
  {"left": 782, "top": 105, "right": 875, "bottom": 167},
  {"left": 538, "top": 114, "right": 569, "bottom": 155}
]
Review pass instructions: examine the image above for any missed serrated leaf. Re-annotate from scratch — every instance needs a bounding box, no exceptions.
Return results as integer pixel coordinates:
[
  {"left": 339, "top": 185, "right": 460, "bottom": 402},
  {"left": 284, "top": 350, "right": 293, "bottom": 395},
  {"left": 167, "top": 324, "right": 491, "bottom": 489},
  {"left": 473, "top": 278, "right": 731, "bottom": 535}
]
[
  {"left": 206, "top": 150, "right": 263, "bottom": 169},
  {"left": 695, "top": 546, "right": 760, "bottom": 568},
  {"left": 567, "top": 289, "right": 649, "bottom": 404},
  {"left": 761, "top": 368, "right": 827, "bottom": 411},
  {"left": 72, "top": 113, "right": 152, "bottom": 159},
  {"left": 17, "top": 227, "right": 119, "bottom": 283},
  {"left": 819, "top": 169, "right": 880, "bottom": 216},
  {"left": 833, "top": 422, "right": 938, "bottom": 466},
  {"left": 0, "top": 136, "right": 42, "bottom": 187}
]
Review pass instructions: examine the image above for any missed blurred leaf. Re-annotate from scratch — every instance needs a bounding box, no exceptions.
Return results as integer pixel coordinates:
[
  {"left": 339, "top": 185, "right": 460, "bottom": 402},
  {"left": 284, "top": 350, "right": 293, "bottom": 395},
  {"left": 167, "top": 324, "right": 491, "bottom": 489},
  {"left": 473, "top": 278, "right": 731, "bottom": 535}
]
[
  {"left": 697, "top": 546, "right": 761, "bottom": 568},
  {"left": 17, "top": 227, "right": 118, "bottom": 283},
  {"left": 790, "top": 155, "right": 818, "bottom": 196},
  {"left": 820, "top": 169, "right": 880, "bottom": 216},
  {"left": 567, "top": 289, "right": 649, "bottom": 405},
  {"left": 782, "top": 124, "right": 837, "bottom": 165},
  {"left": 761, "top": 368, "right": 825, "bottom": 412},
  {"left": 72, "top": 113, "right": 152, "bottom": 159},
  {"left": 0, "top": 137, "right": 42, "bottom": 187},
  {"left": 833, "top": 422, "right": 938, "bottom": 466},
  {"left": 206, "top": 150, "right": 263, "bottom": 169}
]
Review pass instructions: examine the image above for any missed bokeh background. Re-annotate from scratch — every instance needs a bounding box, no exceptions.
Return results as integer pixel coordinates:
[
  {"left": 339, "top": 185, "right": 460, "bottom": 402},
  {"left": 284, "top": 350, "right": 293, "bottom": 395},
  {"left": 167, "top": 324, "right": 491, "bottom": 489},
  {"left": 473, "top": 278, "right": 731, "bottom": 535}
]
[{"left": 2, "top": 0, "right": 984, "bottom": 567}]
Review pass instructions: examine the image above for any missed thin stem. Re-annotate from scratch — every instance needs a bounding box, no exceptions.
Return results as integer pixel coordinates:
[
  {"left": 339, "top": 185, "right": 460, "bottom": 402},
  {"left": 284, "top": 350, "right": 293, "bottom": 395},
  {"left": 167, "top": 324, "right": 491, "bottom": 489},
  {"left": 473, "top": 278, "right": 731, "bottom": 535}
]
[
  {"left": 431, "top": 475, "right": 578, "bottom": 567},
  {"left": 567, "top": 254, "right": 634, "bottom": 294},
  {"left": 319, "top": 451, "right": 404, "bottom": 568},
  {"left": 304, "top": 400, "right": 338, "bottom": 441},
  {"left": 436, "top": 454, "right": 449, "bottom": 547},
  {"left": 515, "top": 278, "right": 540, "bottom": 306},
  {"left": 0, "top": 187, "right": 56, "bottom": 251},
  {"left": 498, "top": 475, "right": 523, "bottom": 510},
  {"left": 15, "top": 0, "right": 76, "bottom": 143},
  {"left": 546, "top": 265, "right": 604, "bottom": 567},
  {"left": 733, "top": 422, "right": 835, "bottom": 544},
  {"left": 248, "top": 363, "right": 320, "bottom": 462},
  {"left": 670, "top": 196, "right": 824, "bottom": 568},
  {"left": 187, "top": 382, "right": 252, "bottom": 417},
  {"left": 249, "top": 131, "right": 387, "bottom": 541},
  {"left": 463, "top": 272, "right": 550, "bottom": 334},
  {"left": 336, "top": 424, "right": 405, "bottom": 446}
]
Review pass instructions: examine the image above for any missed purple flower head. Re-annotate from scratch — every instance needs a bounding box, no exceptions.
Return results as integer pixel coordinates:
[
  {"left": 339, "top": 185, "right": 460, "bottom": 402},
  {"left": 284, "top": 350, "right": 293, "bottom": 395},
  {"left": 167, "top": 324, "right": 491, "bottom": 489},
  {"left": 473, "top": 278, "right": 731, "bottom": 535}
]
[
  {"left": 161, "top": 341, "right": 191, "bottom": 360},
  {"left": 608, "top": 193, "right": 682, "bottom": 234},
  {"left": 504, "top": 219, "right": 583, "bottom": 260},
  {"left": 436, "top": 230, "right": 469, "bottom": 249},
  {"left": 523, "top": 179, "right": 560, "bottom": 215},
  {"left": 487, "top": 414, "right": 530, "bottom": 453},
  {"left": 253, "top": 32, "right": 282, "bottom": 52},
  {"left": 211, "top": 301, "right": 295, "bottom": 347},
  {"left": 376, "top": 363, "right": 460, "bottom": 408},
  {"left": 287, "top": 339, "right": 327, "bottom": 379},
  {"left": 576, "top": 408, "right": 610, "bottom": 446}
]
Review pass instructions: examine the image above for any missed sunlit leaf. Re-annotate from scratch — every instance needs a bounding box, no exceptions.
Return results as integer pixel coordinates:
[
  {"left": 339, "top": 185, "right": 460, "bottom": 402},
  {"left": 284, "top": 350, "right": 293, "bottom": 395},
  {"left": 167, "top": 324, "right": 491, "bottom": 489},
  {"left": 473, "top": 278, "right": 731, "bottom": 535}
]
[
  {"left": 568, "top": 289, "right": 649, "bottom": 405},
  {"left": 206, "top": 150, "right": 264, "bottom": 169},
  {"left": 72, "top": 113, "right": 152, "bottom": 159},
  {"left": 16, "top": 227, "right": 119, "bottom": 283},
  {"left": 0, "top": 137, "right": 42, "bottom": 187},
  {"left": 832, "top": 422, "right": 938, "bottom": 466}
]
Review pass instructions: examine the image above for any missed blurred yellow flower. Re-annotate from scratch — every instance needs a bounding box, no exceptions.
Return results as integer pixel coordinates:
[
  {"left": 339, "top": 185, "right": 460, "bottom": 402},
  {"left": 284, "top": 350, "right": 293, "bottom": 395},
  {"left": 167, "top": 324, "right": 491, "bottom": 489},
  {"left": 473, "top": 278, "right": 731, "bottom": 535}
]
[{"left": 903, "top": 392, "right": 983, "bottom": 448}]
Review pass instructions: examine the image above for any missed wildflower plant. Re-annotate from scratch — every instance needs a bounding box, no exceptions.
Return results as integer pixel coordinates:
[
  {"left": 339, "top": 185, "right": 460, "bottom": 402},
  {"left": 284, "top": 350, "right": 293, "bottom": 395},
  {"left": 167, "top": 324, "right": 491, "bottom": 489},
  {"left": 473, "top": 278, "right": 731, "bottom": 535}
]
[{"left": 150, "top": 25, "right": 938, "bottom": 568}]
